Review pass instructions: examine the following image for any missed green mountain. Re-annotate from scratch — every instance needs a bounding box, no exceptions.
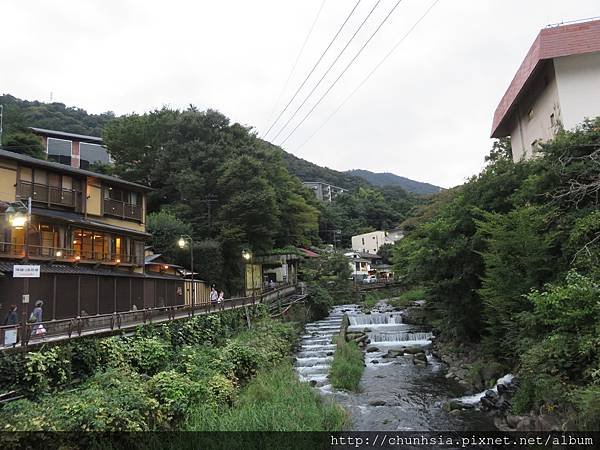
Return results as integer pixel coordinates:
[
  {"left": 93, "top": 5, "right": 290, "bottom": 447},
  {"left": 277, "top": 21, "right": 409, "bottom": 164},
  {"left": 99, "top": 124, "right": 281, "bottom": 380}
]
[{"left": 346, "top": 169, "right": 441, "bottom": 195}]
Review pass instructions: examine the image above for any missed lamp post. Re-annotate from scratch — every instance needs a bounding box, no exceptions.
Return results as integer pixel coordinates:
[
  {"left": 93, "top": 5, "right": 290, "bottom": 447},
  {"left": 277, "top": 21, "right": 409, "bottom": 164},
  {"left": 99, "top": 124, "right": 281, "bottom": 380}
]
[
  {"left": 7, "top": 197, "right": 32, "bottom": 344},
  {"left": 241, "top": 249, "right": 253, "bottom": 298},
  {"left": 178, "top": 235, "right": 194, "bottom": 313}
]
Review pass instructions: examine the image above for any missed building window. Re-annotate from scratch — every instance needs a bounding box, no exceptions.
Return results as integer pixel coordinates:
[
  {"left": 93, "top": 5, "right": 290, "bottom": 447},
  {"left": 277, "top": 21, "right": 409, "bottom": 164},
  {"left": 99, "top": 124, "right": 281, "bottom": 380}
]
[
  {"left": 47, "top": 138, "right": 72, "bottom": 165},
  {"left": 79, "top": 142, "right": 110, "bottom": 170}
]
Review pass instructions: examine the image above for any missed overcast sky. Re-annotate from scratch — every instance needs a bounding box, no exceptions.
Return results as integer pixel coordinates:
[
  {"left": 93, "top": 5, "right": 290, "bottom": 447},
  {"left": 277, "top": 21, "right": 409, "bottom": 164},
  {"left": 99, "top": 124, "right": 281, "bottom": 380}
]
[{"left": 2, "top": 1, "right": 599, "bottom": 187}]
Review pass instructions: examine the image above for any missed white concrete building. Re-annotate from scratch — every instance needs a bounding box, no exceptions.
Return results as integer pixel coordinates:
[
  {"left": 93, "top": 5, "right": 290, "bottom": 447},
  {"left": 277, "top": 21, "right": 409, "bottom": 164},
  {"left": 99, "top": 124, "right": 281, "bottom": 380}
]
[
  {"left": 351, "top": 230, "right": 404, "bottom": 254},
  {"left": 302, "top": 181, "right": 346, "bottom": 202},
  {"left": 491, "top": 18, "right": 600, "bottom": 161}
]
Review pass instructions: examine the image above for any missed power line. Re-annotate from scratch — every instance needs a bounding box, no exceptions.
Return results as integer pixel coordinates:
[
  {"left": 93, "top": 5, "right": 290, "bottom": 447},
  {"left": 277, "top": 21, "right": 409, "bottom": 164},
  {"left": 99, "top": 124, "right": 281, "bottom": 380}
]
[
  {"left": 270, "top": 0, "right": 382, "bottom": 143},
  {"left": 262, "top": 0, "right": 363, "bottom": 139},
  {"left": 295, "top": 0, "right": 440, "bottom": 152},
  {"left": 263, "top": 0, "right": 328, "bottom": 132},
  {"left": 278, "top": 0, "right": 406, "bottom": 146}
]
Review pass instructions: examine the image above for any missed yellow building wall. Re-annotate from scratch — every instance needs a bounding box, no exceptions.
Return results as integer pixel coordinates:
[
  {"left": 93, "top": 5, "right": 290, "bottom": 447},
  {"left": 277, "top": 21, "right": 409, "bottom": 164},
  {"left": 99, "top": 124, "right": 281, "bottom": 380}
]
[
  {"left": 86, "top": 182, "right": 102, "bottom": 216},
  {"left": 0, "top": 161, "right": 17, "bottom": 202},
  {"left": 86, "top": 179, "right": 146, "bottom": 233}
]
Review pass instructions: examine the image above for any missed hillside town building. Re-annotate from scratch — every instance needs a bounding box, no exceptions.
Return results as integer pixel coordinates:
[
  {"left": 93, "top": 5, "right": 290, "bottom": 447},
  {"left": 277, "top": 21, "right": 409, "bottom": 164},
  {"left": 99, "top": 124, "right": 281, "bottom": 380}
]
[{"left": 491, "top": 18, "right": 600, "bottom": 161}]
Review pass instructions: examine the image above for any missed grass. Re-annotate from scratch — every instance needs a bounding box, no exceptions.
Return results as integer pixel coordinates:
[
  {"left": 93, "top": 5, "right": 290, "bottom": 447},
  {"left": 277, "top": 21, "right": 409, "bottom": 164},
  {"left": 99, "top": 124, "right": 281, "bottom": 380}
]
[
  {"left": 185, "top": 364, "right": 347, "bottom": 431},
  {"left": 388, "top": 287, "right": 426, "bottom": 309},
  {"left": 330, "top": 337, "right": 364, "bottom": 392}
]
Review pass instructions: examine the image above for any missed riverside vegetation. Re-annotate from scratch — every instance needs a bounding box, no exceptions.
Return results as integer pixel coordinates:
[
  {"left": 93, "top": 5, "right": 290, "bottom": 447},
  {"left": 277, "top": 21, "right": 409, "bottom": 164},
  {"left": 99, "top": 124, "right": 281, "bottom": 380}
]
[
  {"left": 0, "top": 306, "right": 346, "bottom": 432},
  {"left": 393, "top": 119, "right": 600, "bottom": 430}
]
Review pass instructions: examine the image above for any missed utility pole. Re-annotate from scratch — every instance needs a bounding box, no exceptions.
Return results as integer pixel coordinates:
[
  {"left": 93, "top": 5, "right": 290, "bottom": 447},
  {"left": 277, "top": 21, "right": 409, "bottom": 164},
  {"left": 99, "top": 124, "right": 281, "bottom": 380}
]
[{"left": 199, "top": 194, "right": 218, "bottom": 235}]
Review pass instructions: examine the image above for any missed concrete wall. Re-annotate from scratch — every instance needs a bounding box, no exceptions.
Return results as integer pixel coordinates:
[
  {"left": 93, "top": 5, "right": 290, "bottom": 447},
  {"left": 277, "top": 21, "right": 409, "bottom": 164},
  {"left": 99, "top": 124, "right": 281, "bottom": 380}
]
[
  {"left": 351, "top": 231, "right": 386, "bottom": 254},
  {"left": 508, "top": 62, "right": 562, "bottom": 161},
  {"left": 555, "top": 52, "right": 600, "bottom": 130}
]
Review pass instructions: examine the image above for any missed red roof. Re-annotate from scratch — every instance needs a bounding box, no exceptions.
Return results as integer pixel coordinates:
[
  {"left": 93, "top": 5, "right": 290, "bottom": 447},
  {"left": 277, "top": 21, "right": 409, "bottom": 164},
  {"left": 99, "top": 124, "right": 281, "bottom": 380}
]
[
  {"left": 491, "top": 18, "right": 600, "bottom": 138},
  {"left": 298, "top": 248, "right": 320, "bottom": 258}
]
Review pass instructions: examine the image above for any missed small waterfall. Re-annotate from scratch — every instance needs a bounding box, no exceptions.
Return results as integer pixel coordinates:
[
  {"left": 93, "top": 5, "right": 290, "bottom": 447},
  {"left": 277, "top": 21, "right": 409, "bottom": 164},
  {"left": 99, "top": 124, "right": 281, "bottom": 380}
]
[
  {"left": 370, "top": 331, "right": 433, "bottom": 343},
  {"left": 348, "top": 313, "right": 403, "bottom": 326}
]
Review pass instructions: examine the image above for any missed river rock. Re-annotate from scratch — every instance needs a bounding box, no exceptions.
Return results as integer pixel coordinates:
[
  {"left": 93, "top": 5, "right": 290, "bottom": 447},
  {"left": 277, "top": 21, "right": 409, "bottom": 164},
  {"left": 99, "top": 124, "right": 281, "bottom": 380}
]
[
  {"left": 516, "top": 416, "right": 535, "bottom": 431},
  {"left": 480, "top": 397, "right": 496, "bottom": 410},
  {"left": 404, "top": 346, "right": 423, "bottom": 355},
  {"left": 386, "top": 349, "right": 403, "bottom": 358},
  {"left": 484, "top": 390, "right": 499, "bottom": 401},
  {"left": 537, "top": 414, "right": 562, "bottom": 431},
  {"left": 366, "top": 346, "right": 380, "bottom": 353},
  {"left": 506, "top": 414, "right": 522, "bottom": 429},
  {"left": 413, "top": 353, "right": 427, "bottom": 364},
  {"left": 449, "top": 409, "right": 461, "bottom": 416},
  {"left": 369, "top": 399, "right": 386, "bottom": 406},
  {"left": 326, "top": 351, "right": 334, "bottom": 356},
  {"left": 372, "top": 360, "right": 379, "bottom": 364},
  {"left": 443, "top": 400, "right": 462, "bottom": 412},
  {"left": 309, "top": 380, "right": 318, "bottom": 387},
  {"left": 497, "top": 383, "right": 508, "bottom": 396},
  {"left": 354, "top": 335, "right": 368, "bottom": 344}
]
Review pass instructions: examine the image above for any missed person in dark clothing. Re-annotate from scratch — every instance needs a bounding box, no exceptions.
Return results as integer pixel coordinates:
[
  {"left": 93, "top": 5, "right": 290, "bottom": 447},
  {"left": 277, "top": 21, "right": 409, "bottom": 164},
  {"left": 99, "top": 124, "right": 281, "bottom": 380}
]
[
  {"left": 3, "top": 305, "right": 18, "bottom": 346},
  {"left": 3, "top": 305, "right": 18, "bottom": 325}
]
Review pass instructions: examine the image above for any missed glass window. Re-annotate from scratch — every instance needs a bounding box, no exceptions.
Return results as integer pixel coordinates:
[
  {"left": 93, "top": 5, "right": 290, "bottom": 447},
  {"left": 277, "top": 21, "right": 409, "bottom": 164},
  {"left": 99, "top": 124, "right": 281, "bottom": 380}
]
[
  {"left": 47, "top": 138, "right": 72, "bottom": 165},
  {"left": 79, "top": 142, "right": 110, "bottom": 170}
]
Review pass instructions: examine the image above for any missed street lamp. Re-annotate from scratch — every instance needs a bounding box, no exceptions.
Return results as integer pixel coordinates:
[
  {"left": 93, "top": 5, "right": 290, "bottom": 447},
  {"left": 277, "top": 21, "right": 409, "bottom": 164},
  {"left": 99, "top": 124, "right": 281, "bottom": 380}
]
[
  {"left": 241, "top": 249, "right": 253, "bottom": 297},
  {"left": 6, "top": 198, "right": 32, "bottom": 343},
  {"left": 178, "top": 235, "right": 194, "bottom": 313}
]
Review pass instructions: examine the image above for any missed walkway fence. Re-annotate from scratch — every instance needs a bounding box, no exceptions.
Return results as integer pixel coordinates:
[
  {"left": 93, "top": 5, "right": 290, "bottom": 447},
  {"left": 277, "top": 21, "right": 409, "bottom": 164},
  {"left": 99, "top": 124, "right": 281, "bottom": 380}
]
[{"left": 0, "top": 284, "right": 297, "bottom": 352}]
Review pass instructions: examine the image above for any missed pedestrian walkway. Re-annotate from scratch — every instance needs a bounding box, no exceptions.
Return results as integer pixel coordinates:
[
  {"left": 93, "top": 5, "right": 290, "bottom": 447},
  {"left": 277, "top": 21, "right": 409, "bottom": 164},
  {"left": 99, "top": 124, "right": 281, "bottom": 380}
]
[{"left": 0, "top": 285, "right": 297, "bottom": 352}]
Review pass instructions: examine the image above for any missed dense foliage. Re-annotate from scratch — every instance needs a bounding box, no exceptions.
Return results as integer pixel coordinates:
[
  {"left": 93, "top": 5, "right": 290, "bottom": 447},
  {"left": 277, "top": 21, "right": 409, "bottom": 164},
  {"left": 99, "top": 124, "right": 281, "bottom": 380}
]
[
  {"left": 102, "top": 107, "right": 320, "bottom": 292},
  {"left": 393, "top": 119, "right": 600, "bottom": 427},
  {"left": 0, "top": 94, "right": 114, "bottom": 157},
  {"left": 0, "top": 307, "right": 342, "bottom": 432}
]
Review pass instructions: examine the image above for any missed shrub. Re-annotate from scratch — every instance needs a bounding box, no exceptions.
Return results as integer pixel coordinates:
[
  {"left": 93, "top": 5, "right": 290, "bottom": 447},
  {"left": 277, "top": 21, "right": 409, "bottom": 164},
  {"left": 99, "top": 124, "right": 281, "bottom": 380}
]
[
  {"left": 569, "top": 385, "right": 600, "bottom": 431},
  {"left": 221, "top": 342, "right": 262, "bottom": 384},
  {"left": 147, "top": 370, "right": 203, "bottom": 427},
  {"left": 22, "top": 346, "right": 72, "bottom": 395},
  {"left": 128, "top": 336, "right": 172, "bottom": 375}
]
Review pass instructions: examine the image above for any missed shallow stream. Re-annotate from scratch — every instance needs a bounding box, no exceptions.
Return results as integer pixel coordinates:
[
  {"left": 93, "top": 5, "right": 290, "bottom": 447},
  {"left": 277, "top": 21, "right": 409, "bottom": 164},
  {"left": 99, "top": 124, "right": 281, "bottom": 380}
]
[{"left": 294, "top": 302, "right": 495, "bottom": 431}]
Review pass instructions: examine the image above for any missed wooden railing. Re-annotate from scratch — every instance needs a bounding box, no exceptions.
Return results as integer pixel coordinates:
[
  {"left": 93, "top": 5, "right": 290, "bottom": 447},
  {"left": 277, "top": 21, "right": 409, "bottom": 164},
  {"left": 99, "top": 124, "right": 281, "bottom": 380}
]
[
  {"left": 18, "top": 181, "right": 80, "bottom": 210},
  {"left": 103, "top": 198, "right": 142, "bottom": 221},
  {"left": 0, "top": 285, "right": 297, "bottom": 350}
]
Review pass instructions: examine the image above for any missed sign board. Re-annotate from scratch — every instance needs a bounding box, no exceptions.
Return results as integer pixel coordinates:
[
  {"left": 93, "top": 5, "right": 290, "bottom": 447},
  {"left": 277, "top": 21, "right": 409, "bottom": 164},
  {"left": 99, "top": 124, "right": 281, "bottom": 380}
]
[
  {"left": 13, "top": 265, "right": 41, "bottom": 278},
  {"left": 22, "top": 294, "right": 30, "bottom": 304}
]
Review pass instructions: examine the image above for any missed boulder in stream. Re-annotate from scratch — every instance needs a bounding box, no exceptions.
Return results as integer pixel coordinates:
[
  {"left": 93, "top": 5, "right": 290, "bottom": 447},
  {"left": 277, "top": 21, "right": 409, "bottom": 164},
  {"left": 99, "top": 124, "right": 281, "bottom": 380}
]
[
  {"left": 366, "top": 346, "right": 380, "bottom": 353},
  {"left": 404, "top": 346, "right": 423, "bottom": 355},
  {"left": 369, "top": 399, "right": 387, "bottom": 406}
]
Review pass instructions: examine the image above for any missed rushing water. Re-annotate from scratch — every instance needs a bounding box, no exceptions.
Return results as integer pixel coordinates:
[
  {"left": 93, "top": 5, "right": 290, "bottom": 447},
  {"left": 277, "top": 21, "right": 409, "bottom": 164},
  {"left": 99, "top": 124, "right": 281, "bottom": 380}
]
[{"left": 295, "top": 302, "right": 495, "bottom": 431}]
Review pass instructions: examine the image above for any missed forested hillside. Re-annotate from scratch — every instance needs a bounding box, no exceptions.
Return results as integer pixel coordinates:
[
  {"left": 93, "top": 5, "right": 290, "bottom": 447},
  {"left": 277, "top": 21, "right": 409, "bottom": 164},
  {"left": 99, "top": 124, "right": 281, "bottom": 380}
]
[
  {"left": 394, "top": 120, "right": 600, "bottom": 430},
  {"left": 346, "top": 169, "right": 441, "bottom": 195}
]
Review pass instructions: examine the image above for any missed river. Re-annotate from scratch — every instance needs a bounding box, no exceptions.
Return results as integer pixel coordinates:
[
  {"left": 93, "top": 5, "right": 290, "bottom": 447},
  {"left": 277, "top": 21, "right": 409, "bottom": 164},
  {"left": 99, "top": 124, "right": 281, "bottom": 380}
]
[{"left": 294, "top": 302, "right": 495, "bottom": 431}]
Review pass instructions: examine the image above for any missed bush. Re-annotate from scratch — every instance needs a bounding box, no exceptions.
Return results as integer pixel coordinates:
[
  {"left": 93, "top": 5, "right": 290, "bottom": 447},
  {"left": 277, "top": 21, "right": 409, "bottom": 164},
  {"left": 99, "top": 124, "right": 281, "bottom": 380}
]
[
  {"left": 22, "top": 346, "right": 72, "bottom": 395},
  {"left": 0, "top": 368, "right": 158, "bottom": 431},
  {"left": 569, "top": 385, "right": 600, "bottom": 431},
  {"left": 147, "top": 370, "right": 203, "bottom": 427},
  {"left": 128, "top": 336, "right": 172, "bottom": 375},
  {"left": 221, "top": 342, "right": 262, "bottom": 384}
]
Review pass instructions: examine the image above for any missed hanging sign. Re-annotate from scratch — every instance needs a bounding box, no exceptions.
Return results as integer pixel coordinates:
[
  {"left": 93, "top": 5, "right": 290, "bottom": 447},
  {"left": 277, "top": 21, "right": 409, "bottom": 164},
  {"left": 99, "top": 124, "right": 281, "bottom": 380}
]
[{"left": 13, "top": 265, "right": 41, "bottom": 278}]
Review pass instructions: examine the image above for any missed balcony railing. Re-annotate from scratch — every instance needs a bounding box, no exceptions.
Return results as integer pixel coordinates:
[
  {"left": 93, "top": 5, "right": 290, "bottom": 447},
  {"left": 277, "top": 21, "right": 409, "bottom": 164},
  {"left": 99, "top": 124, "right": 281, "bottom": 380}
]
[
  {"left": 0, "top": 242, "right": 142, "bottom": 265},
  {"left": 18, "top": 181, "right": 80, "bottom": 210},
  {"left": 103, "top": 198, "right": 142, "bottom": 221}
]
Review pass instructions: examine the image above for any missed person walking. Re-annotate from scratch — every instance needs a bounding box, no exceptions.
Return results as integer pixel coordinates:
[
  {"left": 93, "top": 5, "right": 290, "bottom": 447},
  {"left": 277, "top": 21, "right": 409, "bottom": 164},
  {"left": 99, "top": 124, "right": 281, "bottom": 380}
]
[
  {"left": 29, "top": 300, "right": 46, "bottom": 338},
  {"left": 210, "top": 286, "right": 218, "bottom": 308},
  {"left": 217, "top": 290, "right": 224, "bottom": 310},
  {"left": 2, "top": 305, "right": 18, "bottom": 346}
]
